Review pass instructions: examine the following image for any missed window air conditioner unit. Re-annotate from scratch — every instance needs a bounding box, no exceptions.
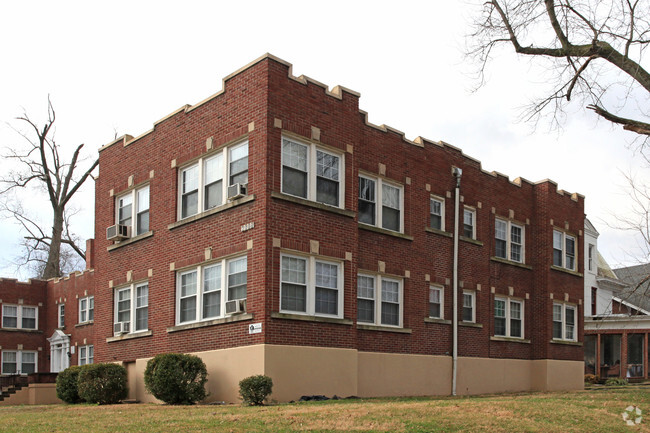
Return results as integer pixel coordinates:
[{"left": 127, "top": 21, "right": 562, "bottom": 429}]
[
  {"left": 225, "top": 299, "right": 246, "bottom": 315},
  {"left": 227, "top": 183, "right": 247, "bottom": 201},
  {"left": 107, "top": 224, "right": 130, "bottom": 241},
  {"left": 113, "top": 321, "right": 130, "bottom": 335}
]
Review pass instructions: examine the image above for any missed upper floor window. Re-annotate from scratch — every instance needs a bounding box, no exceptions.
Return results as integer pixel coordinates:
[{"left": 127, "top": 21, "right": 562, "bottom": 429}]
[
  {"left": 494, "top": 297, "right": 523, "bottom": 338},
  {"left": 2, "top": 305, "right": 37, "bottom": 330},
  {"left": 462, "top": 291, "right": 475, "bottom": 323},
  {"left": 281, "top": 137, "right": 343, "bottom": 208},
  {"left": 281, "top": 254, "right": 342, "bottom": 318},
  {"left": 553, "top": 302, "right": 576, "bottom": 341},
  {"left": 357, "top": 274, "right": 403, "bottom": 327},
  {"left": 429, "top": 285, "right": 444, "bottom": 319},
  {"left": 430, "top": 197, "right": 444, "bottom": 231},
  {"left": 1, "top": 350, "right": 36, "bottom": 375},
  {"left": 358, "top": 175, "right": 403, "bottom": 232},
  {"left": 79, "top": 296, "right": 94, "bottom": 324},
  {"left": 79, "top": 345, "right": 94, "bottom": 366},
  {"left": 114, "top": 282, "right": 148, "bottom": 335},
  {"left": 591, "top": 287, "right": 597, "bottom": 316},
  {"left": 463, "top": 208, "right": 476, "bottom": 239},
  {"left": 553, "top": 230, "right": 576, "bottom": 271},
  {"left": 179, "top": 141, "right": 249, "bottom": 220},
  {"left": 588, "top": 244, "right": 595, "bottom": 272},
  {"left": 176, "top": 256, "right": 247, "bottom": 325},
  {"left": 117, "top": 185, "right": 149, "bottom": 237},
  {"left": 495, "top": 219, "right": 524, "bottom": 263},
  {"left": 58, "top": 304, "right": 65, "bottom": 328}
]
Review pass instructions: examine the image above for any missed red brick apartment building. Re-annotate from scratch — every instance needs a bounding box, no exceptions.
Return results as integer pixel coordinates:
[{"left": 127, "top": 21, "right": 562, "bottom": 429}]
[{"left": 0, "top": 54, "right": 585, "bottom": 403}]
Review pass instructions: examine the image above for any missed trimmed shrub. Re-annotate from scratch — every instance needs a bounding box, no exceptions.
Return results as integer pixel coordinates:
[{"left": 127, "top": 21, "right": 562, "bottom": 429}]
[
  {"left": 56, "top": 365, "right": 85, "bottom": 403},
  {"left": 605, "top": 377, "right": 628, "bottom": 386},
  {"left": 77, "top": 363, "right": 128, "bottom": 404},
  {"left": 144, "top": 353, "right": 208, "bottom": 404},
  {"left": 239, "top": 375, "right": 273, "bottom": 406}
]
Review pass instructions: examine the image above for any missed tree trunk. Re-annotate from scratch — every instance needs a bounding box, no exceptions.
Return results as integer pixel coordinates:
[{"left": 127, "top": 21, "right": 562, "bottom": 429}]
[{"left": 42, "top": 208, "right": 63, "bottom": 279}]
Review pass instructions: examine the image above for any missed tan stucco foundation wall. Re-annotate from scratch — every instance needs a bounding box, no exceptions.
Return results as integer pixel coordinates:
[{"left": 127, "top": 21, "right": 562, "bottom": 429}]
[
  {"left": 357, "top": 351, "right": 451, "bottom": 397},
  {"left": 530, "top": 359, "right": 584, "bottom": 392},
  {"left": 456, "top": 357, "right": 532, "bottom": 395},
  {"left": 0, "top": 384, "right": 62, "bottom": 406}
]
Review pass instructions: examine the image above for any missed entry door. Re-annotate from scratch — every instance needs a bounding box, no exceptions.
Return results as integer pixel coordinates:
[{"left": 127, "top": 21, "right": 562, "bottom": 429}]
[{"left": 50, "top": 342, "right": 69, "bottom": 373}]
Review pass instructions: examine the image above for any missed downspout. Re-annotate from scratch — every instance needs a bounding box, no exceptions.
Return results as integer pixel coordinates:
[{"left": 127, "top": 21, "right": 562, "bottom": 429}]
[{"left": 452, "top": 167, "right": 462, "bottom": 396}]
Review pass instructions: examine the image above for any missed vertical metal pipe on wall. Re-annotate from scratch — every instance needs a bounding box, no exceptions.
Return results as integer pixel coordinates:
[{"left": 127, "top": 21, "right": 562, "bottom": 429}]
[{"left": 452, "top": 167, "right": 462, "bottom": 396}]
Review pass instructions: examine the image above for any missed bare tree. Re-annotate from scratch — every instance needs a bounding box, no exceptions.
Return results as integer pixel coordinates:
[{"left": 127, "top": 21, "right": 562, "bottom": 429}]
[
  {"left": 469, "top": 0, "right": 650, "bottom": 139},
  {"left": 1, "top": 99, "right": 98, "bottom": 279}
]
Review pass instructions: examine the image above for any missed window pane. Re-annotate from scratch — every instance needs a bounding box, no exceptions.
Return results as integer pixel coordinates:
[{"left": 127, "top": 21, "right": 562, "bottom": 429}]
[
  {"left": 136, "top": 210, "right": 149, "bottom": 235},
  {"left": 282, "top": 256, "right": 307, "bottom": 284},
  {"left": 282, "top": 139, "right": 307, "bottom": 171},
  {"left": 316, "top": 151, "right": 339, "bottom": 181},
  {"left": 182, "top": 165, "right": 199, "bottom": 194},
  {"left": 181, "top": 190, "right": 198, "bottom": 218},
  {"left": 229, "top": 142, "right": 249, "bottom": 185},
  {"left": 281, "top": 283, "right": 306, "bottom": 312},
  {"left": 2, "top": 352, "right": 17, "bottom": 374},
  {"left": 315, "top": 262, "right": 337, "bottom": 289},
  {"left": 181, "top": 272, "right": 197, "bottom": 297},
  {"left": 283, "top": 167, "right": 308, "bottom": 198},
  {"left": 357, "top": 276, "right": 375, "bottom": 322},
  {"left": 495, "top": 239, "right": 507, "bottom": 259},
  {"left": 203, "top": 291, "right": 221, "bottom": 318},
  {"left": 118, "top": 195, "right": 133, "bottom": 227},
  {"left": 136, "top": 285, "right": 148, "bottom": 308},
  {"left": 463, "top": 293, "right": 473, "bottom": 322},
  {"left": 3, "top": 306, "right": 17, "bottom": 328},
  {"left": 227, "top": 257, "right": 247, "bottom": 301},
  {"left": 316, "top": 177, "right": 339, "bottom": 206},
  {"left": 382, "top": 184, "right": 399, "bottom": 209},
  {"left": 358, "top": 178, "right": 376, "bottom": 225},
  {"left": 22, "top": 307, "right": 36, "bottom": 329},
  {"left": 358, "top": 298, "right": 374, "bottom": 323},
  {"left": 137, "top": 187, "right": 149, "bottom": 212},
  {"left": 204, "top": 154, "right": 224, "bottom": 185},
  {"left": 203, "top": 265, "right": 222, "bottom": 293},
  {"left": 315, "top": 287, "right": 338, "bottom": 315},
  {"left": 381, "top": 280, "right": 399, "bottom": 303},
  {"left": 382, "top": 206, "right": 400, "bottom": 231},
  {"left": 135, "top": 307, "right": 148, "bottom": 331},
  {"left": 430, "top": 199, "right": 442, "bottom": 230},
  {"left": 180, "top": 297, "right": 196, "bottom": 323},
  {"left": 358, "top": 201, "right": 376, "bottom": 225},
  {"left": 381, "top": 302, "right": 399, "bottom": 326},
  {"left": 204, "top": 179, "right": 223, "bottom": 210}
]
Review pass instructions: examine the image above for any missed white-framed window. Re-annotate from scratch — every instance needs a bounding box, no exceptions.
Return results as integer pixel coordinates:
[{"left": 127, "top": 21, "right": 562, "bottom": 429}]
[
  {"left": 429, "top": 285, "right": 444, "bottom": 319},
  {"left": 462, "top": 291, "right": 475, "bottom": 323},
  {"left": 357, "top": 273, "right": 403, "bottom": 327},
  {"left": 78, "top": 296, "right": 94, "bottom": 324},
  {"left": 430, "top": 197, "right": 445, "bottom": 231},
  {"left": 78, "top": 345, "right": 94, "bottom": 366},
  {"left": 113, "top": 282, "right": 148, "bottom": 335},
  {"left": 463, "top": 208, "right": 476, "bottom": 239},
  {"left": 494, "top": 297, "right": 523, "bottom": 338},
  {"left": 553, "top": 302, "right": 577, "bottom": 341},
  {"left": 176, "top": 256, "right": 247, "bottom": 325},
  {"left": 2, "top": 305, "right": 37, "bottom": 330},
  {"left": 553, "top": 230, "right": 576, "bottom": 270},
  {"left": 495, "top": 219, "right": 524, "bottom": 263},
  {"left": 179, "top": 140, "right": 249, "bottom": 220},
  {"left": 1, "top": 350, "right": 37, "bottom": 375},
  {"left": 588, "top": 244, "right": 595, "bottom": 272},
  {"left": 116, "top": 185, "right": 150, "bottom": 236},
  {"left": 281, "top": 136, "right": 344, "bottom": 208},
  {"left": 280, "top": 254, "right": 343, "bottom": 318},
  {"left": 358, "top": 175, "right": 403, "bottom": 232},
  {"left": 58, "top": 304, "right": 65, "bottom": 328}
]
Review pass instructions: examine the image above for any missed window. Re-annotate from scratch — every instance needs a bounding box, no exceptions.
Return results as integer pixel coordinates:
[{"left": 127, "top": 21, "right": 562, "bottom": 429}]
[
  {"left": 429, "top": 285, "right": 443, "bottom": 319},
  {"left": 358, "top": 175, "right": 403, "bottom": 232},
  {"left": 588, "top": 244, "right": 594, "bottom": 272},
  {"left": 176, "top": 256, "right": 247, "bottom": 325},
  {"left": 463, "top": 208, "right": 476, "bottom": 239},
  {"left": 357, "top": 274, "right": 403, "bottom": 327},
  {"left": 591, "top": 287, "right": 597, "bottom": 316},
  {"left": 179, "top": 140, "right": 249, "bottom": 220},
  {"left": 281, "top": 254, "right": 342, "bottom": 318},
  {"left": 494, "top": 297, "right": 523, "bottom": 338},
  {"left": 430, "top": 197, "right": 444, "bottom": 231},
  {"left": 462, "top": 291, "right": 475, "bottom": 323},
  {"left": 1, "top": 350, "right": 37, "bottom": 375},
  {"left": 495, "top": 219, "right": 524, "bottom": 263},
  {"left": 2, "top": 305, "right": 37, "bottom": 330},
  {"left": 58, "top": 304, "right": 65, "bottom": 328},
  {"left": 116, "top": 185, "right": 149, "bottom": 236},
  {"left": 553, "top": 230, "right": 576, "bottom": 270},
  {"left": 113, "top": 282, "right": 148, "bottom": 335},
  {"left": 78, "top": 296, "right": 94, "bottom": 323},
  {"left": 553, "top": 302, "right": 577, "bottom": 341},
  {"left": 281, "top": 137, "right": 343, "bottom": 207},
  {"left": 79, "top": 345, "right": 94, "bottom": 366}
]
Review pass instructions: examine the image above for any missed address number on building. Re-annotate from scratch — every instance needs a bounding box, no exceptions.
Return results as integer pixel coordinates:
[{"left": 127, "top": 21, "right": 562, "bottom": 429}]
[
  {"left": 241, "top": 222, "right": 255, "bottom": 232},
  {"left": 249, "top": 323, "right": 262, "bottom": 334}
]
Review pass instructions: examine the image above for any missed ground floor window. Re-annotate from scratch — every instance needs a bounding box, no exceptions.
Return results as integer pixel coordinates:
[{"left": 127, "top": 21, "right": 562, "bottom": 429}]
[
  {"left": 600, "top": 334, "right": 622, "bottom": 378},
  {"left": 1, "top": 350, "right": 37, "bottom": 375},
  {"left": 357, "top": 273, "right": 403, "bottom": 327},
  {"left": 627, "top": 334, "right": 644, "bottom": 378},
  {"left": 584, "top": 335, "right": 597, "bottom": 376},
  {"left": 78, "top": 345, "right": 94, "bottom": 366}
]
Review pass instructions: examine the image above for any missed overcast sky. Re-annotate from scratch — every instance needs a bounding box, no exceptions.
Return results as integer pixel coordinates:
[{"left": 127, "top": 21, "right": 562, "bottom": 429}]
[{"left": 1, "top": 1, "right": 648, "bottom": 280}]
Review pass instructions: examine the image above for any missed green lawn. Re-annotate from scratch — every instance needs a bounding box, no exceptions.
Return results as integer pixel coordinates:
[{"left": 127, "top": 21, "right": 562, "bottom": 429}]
[{"left": 2, "top": 388, "right": 650, "bottom": 432}]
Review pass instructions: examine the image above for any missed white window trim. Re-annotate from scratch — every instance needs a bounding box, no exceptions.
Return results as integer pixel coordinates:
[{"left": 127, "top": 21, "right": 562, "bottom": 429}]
[
  {"left": 113, "top": 282, "right": 149, "bottom": 335},
  {"left": 357, "top": 272, "right": 404, "bottom": 327},
  {"left": 553, "top": 230, "right": 577, "bottom": 271},
  {"left": 78, "top": 345, "right": 94, "bottom": 366},
  {"left": 177, "top": 140, "right": 249, "bottom": 220},
  {"left": 495, "top": 218, "right": 525, "bottom": 263},
  {"left": 116, "top": 184, "right": 150, "bottom": 237},
  {"left": 429, "top": 284, "right": 444, "bottom": 319},
  {"left": 175, "top": 255, "right": 247, "bottom": 326},
  {"left": 281, "top": 136, "right": 345, "bottom": 209},
  {"left": 430, "top": 196, "right": 445, "bottom": 231},
  {"left": 462, "top": 290, "right": 476, "bottom": 323},
  {"left": 1, "top": 350, "right": 37, "bottom": 375},
  {"left": 2, "top": 304, "right": 38, "bottom": 330},
  {"left": 494, "top": 296, "right": 524, "bottom": 338},
  {"left": 553, "top": 302, "right": 577, "bottom": 341},
  {"left": 280, "top": 253, "right": 344, "bottom": 319},
  {"left": 78, "top": 296, "right": 94, "bottom": 324},
  {"left": 463, "top": 207, "right": 476, "bottom": 239},
  {"left": 58, "top": 304, "right": 65, "bottom": 328},
  {"left": 358, "top": 173, "right": 405, "bottom": 233}
]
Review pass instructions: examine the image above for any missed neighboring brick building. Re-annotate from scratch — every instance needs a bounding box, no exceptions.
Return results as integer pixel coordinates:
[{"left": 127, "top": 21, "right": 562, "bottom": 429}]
[{"left": 1, "top": 54, "right": 585, "bottom": 403}]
